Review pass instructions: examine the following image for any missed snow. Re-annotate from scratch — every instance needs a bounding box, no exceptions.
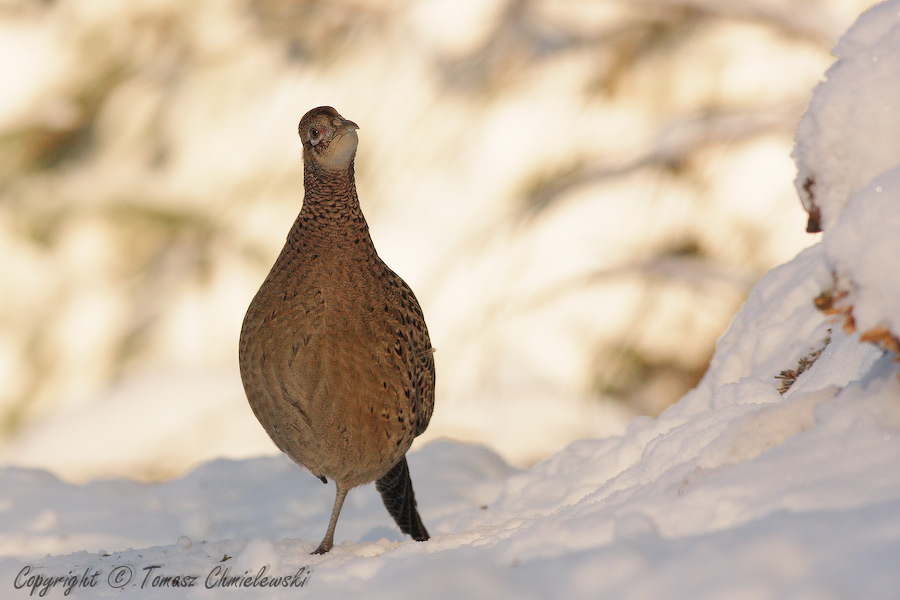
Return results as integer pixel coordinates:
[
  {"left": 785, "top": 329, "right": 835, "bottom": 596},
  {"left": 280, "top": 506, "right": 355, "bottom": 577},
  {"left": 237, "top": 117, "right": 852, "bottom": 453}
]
[
  {"left": 824, "top": 167, "right": 900, "bottom": 336},
  {"left": 792, "top": 0, "right": 900, "bottom": 232},
  {"left": 794, "top": 0, "right": 900, "bottom": 350},
  {"left": 4, "top": 1, "right": 900, "bottom": 598}
]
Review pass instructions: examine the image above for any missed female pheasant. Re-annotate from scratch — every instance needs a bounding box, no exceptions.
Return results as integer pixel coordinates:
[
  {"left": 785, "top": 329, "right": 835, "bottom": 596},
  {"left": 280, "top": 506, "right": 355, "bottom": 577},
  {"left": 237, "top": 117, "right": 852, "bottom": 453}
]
[{"left": 239, "top": 106, "right": 434, "bottom": 554}]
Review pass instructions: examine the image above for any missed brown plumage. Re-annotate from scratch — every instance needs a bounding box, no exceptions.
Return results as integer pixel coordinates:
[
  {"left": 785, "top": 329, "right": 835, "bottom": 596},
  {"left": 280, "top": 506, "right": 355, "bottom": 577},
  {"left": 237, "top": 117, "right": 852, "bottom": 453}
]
[{"left": 239, "top": 106, "right": 434, "bottom": 554}]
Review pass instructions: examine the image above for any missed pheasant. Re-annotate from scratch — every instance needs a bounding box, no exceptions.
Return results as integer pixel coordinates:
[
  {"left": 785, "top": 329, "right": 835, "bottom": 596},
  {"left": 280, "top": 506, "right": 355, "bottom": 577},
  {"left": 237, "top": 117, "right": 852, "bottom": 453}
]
[{"left": 239, "top": 106, "right": 434, "bottom": 554}]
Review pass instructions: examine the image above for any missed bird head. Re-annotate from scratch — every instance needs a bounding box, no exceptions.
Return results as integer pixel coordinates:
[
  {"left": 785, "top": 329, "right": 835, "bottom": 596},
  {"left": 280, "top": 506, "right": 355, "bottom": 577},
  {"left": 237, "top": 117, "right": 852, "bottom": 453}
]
[{"left": 298, "top": 106, "right": 359, "bottom": 171}]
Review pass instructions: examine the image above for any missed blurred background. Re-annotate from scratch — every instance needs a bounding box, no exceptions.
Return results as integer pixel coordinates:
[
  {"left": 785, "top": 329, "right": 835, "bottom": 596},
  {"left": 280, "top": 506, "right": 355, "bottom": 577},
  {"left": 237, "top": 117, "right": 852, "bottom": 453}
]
[{"left": 0, "top": 0, "right": 874, "bottom": 481}]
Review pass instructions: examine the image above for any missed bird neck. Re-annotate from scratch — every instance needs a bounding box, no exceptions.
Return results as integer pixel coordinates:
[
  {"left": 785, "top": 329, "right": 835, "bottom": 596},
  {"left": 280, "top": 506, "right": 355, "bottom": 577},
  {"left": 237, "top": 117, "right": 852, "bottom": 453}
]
[{"left": 289, "top": 160, "right": 374, "bottom": 251}]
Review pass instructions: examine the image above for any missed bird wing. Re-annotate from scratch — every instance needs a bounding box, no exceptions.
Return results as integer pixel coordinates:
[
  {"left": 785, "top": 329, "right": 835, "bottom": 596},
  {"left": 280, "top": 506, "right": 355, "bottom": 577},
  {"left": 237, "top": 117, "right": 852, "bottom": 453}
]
[{"left": 387, "top": 270, "right": 435, "bottom": 437}]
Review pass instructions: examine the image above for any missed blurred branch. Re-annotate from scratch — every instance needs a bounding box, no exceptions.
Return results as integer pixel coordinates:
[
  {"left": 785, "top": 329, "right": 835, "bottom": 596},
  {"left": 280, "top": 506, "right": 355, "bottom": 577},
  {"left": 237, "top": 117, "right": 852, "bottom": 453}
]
[
  {"left": 521, "top": 103, "right": 804, "bottom": 218},
  {"left": 436, "top": 0, "right": 693, "bottom": 92},
  {"left": 636, "top": 0, "right": 844, "bottom": 46},
  {"left": 420, "top": 101, "right": 796, "bottom": 301},
  {"left": 437, "top": 0, "right": 838, "bottom": 93},
  {"left": 520, "top": 253, "right": 756, "bottom": 314},
  {"left": 250, "top": 0, "right": 393, "bottom": 60}
]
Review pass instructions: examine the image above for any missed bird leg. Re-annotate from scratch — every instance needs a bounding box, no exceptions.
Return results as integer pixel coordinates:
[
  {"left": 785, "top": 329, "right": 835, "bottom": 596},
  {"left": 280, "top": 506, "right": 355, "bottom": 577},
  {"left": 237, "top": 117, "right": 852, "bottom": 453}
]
[{"left": 312, "top": 483, "right": 348, "bottom": 554}]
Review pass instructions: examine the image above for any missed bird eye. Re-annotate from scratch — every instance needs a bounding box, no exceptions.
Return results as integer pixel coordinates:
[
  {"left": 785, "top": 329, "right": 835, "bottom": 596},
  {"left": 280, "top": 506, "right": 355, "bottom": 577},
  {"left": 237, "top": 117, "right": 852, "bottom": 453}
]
[{"left": 310, "top": 127, "right": 321, "bottom": 139}]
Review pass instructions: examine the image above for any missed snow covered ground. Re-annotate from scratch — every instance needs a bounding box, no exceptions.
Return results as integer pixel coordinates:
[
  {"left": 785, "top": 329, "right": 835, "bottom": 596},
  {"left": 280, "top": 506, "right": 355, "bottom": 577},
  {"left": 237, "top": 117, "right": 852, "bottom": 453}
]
[{"left": 4, "top": 1, "right": 900, "bottom": 598}]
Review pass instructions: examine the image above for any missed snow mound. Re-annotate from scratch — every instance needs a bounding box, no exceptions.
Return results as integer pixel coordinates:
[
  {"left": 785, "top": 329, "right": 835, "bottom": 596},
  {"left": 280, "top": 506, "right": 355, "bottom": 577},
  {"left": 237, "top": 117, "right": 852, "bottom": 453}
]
[
  {"left": 792, "top": 0, "right": 900, "bottom": 233},
  {"left": 824, "top": 166, "right": 900, "bottom": 343},
  {"left": 794, "top": 0, "right": 900, "bottom": 363},
  {"left": 3, "top": 2, "right": 900, "bottom": 598}
]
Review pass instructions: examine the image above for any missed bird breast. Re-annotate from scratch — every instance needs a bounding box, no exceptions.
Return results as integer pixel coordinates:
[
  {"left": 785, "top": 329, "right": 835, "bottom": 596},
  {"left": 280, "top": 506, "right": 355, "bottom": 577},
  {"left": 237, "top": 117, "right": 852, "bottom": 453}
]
[{"left": 240, "top": 252, "right": 416, "bottom": 485}]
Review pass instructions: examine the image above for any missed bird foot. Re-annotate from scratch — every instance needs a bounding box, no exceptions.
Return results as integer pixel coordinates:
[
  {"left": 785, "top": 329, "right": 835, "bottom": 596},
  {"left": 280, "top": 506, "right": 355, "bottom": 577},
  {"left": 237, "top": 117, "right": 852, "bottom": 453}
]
[{"left": 311, "top": 540, "right": 333, "bottom": 555}]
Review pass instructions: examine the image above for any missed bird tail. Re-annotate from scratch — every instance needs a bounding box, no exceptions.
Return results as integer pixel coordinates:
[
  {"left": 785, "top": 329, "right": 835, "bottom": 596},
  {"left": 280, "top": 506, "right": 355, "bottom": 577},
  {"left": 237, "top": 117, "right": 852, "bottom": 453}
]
[{"left": 375, "top": 456, "right": 429, "bottom": 541}]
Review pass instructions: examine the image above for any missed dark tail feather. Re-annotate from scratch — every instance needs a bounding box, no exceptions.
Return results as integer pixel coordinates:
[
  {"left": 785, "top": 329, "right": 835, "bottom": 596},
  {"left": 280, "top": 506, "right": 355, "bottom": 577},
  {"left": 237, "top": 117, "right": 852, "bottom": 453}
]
[{"left": 375, "top": 456, "right": 429, "bottom": 541}]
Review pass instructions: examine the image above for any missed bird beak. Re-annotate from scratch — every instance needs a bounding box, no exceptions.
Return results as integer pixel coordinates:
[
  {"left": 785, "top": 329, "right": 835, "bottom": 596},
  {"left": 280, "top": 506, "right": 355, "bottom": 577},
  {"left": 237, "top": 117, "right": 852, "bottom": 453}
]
[{"left": 338, "top": 118, "right": 359, "bottom": 133}]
